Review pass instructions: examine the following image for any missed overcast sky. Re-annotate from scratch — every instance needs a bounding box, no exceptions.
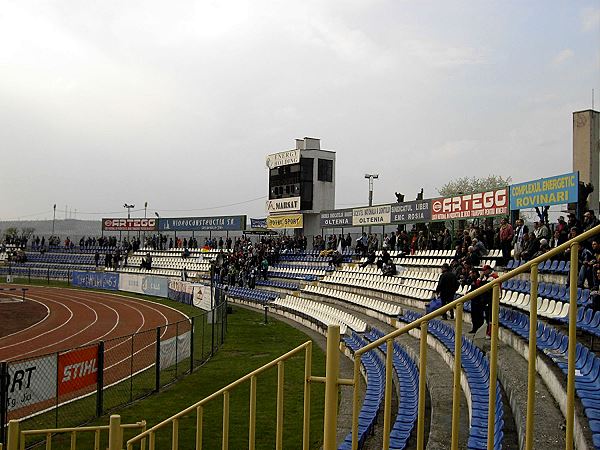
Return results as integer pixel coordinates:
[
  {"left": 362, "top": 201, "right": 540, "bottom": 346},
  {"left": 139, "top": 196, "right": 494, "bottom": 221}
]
[{"left": 1, "top": 0, "right": 599, "bottom": 221}]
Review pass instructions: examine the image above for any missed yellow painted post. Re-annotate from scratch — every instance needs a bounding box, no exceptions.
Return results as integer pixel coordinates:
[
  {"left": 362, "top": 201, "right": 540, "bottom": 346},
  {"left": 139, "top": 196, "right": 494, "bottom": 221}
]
[
  {"left": 172, "top": 418, "right": 179, "bottom": 450},
  {"left": 525, "top": 264, "right": 539, "bottom": 450},
  {"left": 94, "top": 430, "right": 100, "bottom": 450},
  {"left": 351, "top": 356, "right": 361, "bottom": 450},
  {"left": 70, "top": 431, "right": 76, "bottom": 450},
  {"left": 451, "top": 303, "right": 463, "bottom": 450},
  {"left": 223, "top": 391, "right": 230, "bottom": 450},
  {"left": 323, "top": 325, "right": 341, "bottom": 450},
  {"left": 566, "top": 242, "right": 579, "bottom": 450},
  {"left": 249, "top": 375, "right": 257, "bottom": 450},
  {"left": 382, "top": 339, "right": 394, "bottom": 450},
  {"left": 417, "top": 321, "right": 428, "bottom": 450},
  {"left": 108, "top": 415, "right": 122, "bottom": 450},
  {"left": 6, "top": 420, "right": 19, "bottom": 450},
  {"left": 487, "top": 283, "right": 500, "bottom": 450},
  {"left": 276, "top": 361, "right": 285, "bottom": 450},
  {"left": 196, "top": 406, "right": 203, "bottom": 450},
  {"left": 149, "top": 432, "right": 155, "bottom": 450},
  {"left": 46, "top": 433, "right": 51, "bottom": 450},
  {"left": 302, "top": 342, "right": 312, "bottom": 450}
]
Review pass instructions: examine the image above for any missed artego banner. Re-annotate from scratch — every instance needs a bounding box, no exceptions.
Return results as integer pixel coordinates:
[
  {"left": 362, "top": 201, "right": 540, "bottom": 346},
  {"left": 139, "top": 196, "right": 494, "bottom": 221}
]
[
  {"left": 102, "top": 218, "right": 157, "bottom": 231},
  {"left": 58, "top": 346, "right": 99, "bottom": 396},
  {"left": 266, "top": 149, "right": 300, "bottom": 169},
  {"left": 267, "top": 214, "right": 304, "bottom": 229},
  {"left": 431, "top": 188, "right": 509, "bottom": 221},
  {"left": 266, "top": 197, "right": 301, "bottom": 213},
  {"left": 7, "top": 355, "right": 57, "bottom": 411},
  {"left": 391, "top": 200, "right": 431, "bottom": 224},
  {"left": 352, "top": 205, "right": 392, "bottom": 226},
  {"left": 319, "top": 208, "right": 353, "bottom": 228},
  {"left": 509, "top": 172, "right": 579, "bottom": 209}
]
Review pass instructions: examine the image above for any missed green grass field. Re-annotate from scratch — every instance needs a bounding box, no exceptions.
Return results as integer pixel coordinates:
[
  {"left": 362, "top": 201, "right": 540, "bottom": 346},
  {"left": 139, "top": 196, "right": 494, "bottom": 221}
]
[{"left": 8, "top": 280, "right": 326, "bottom": 449}]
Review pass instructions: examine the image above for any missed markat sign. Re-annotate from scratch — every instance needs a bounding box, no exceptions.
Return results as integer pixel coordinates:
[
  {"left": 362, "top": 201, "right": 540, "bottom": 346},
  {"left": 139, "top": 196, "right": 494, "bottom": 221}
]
[{"left": 510, "top": 172, "right": 579, "bottom": 209}]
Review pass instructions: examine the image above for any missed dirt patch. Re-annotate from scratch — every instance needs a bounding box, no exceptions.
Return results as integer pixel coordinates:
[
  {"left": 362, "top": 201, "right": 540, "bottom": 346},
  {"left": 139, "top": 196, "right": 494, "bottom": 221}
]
[{"left": 0, "top": 298, "right": 48, "bottom": 338}]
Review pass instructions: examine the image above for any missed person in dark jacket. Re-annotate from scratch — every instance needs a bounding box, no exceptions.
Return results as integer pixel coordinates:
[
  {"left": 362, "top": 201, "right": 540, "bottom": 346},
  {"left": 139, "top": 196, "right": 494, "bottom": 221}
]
[{"left": 436, "top": 263, "right": 459, "bottom": 320}]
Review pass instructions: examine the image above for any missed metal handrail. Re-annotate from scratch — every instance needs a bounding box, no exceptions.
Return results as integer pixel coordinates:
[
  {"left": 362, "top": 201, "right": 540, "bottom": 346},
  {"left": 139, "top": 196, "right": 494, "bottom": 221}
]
[
  {"left": 348, "top": 222, "right": 600, "bottom": 450},
  {"left": 126, "top": 340, "right": 313, "bottom": 450}
]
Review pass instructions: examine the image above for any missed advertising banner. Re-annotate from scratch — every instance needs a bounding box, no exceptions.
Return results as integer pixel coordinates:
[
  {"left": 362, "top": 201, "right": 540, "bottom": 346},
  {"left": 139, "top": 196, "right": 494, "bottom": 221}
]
[
  {"left": 267, "top": 214, "right": 304, "bottom": 229},
  {"left": 160, "top": 331, "right": 192, "bottom": 369},
  {"left": 352, "top": 205, "right": 392, "bottom": 226},
  {"left": 320, "top": 208, "right": 353, "bottom": 228},
  {"left": 192, "top": 284, "right": 212, "bottom": 310},
  {"left": 58, "top": 346, "right": 98, "bottom": 396},
  {"left": 431, "top": 188, "right": 509, "bottom": 221},
  {"left": 266, "top": 197, "right": 301, "bottom": 213},
  {"left": 266, "top": 149, "right": 300, "bottom": 169},
  {"left": 158, "top": 216, "right": 246, "bottom": 232},
  {"left": 510, "top": 172, "right": 579, "bottom": 209},
  {"left": 102, "top": 218, "right": 157, "bottom": 231},
  {"left": 119, "top": 273, "right": 169, "bottom": 298},
  {"left": 7, "top": 355, "right": 57, "bottom": 411},
  {"left": 168, "top": 279, "right": 194, "bottom": 305},
  {"left": 391, "top": 200, "right": 431, "bottom": 224},
  {"left": 250, "top": 218, "right": 267, "bottom": 229},
  {"left": 72, "top": 271, "right": 119, "bottom": 291}
]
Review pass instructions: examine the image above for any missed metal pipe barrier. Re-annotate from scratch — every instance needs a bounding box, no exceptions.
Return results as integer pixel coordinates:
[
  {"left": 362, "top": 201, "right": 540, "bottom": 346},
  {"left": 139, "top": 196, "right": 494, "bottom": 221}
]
[
  {"left": 125, "top": 340, "right": 314, "bottom": 450},
  {"left": 5, "top": 415, "right": 146, "bottom": 450},
  {"left": 345, "top": 223, "right": 600, "bottom": 450}
]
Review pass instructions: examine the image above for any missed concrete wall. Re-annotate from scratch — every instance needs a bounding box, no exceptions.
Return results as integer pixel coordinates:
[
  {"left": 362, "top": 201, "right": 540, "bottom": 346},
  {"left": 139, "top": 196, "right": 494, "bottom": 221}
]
[{"left": 573, "top": 110, "right": 600, "bottom": 214}]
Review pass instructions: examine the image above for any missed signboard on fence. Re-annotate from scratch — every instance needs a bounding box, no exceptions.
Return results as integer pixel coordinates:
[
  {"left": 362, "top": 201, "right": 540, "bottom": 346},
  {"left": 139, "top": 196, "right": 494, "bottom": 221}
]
[
  {"left": 267, "top": 214, "right": 304, "bottom": 229},
  {"left": 250, "top": 218, "right": 267, "bottom": 229},
  {"left": 192, "top": 284, "right": 212, "bottom": 310},
  {"left": 352, "top": 205, "right": 391, "bottom": 226},
  {"left": 160, "top": 331, "right": 192, "bottom": 369},
  {"left": 102, "top": 218, "right": 157, "bottom": 231},
  {"left": 58, "top": 346, "right": 98, "bottom": 396},
  {"left": 431, "top": 188, "right": 509, "bottom": 221},
  {"left": 319, "top": 208, "right": 353, "bottom": 228},
  {"left": 72, "top": 271, "right": 119, "bottom": 291},
  {"left": 391, "top": 200, "right": 431, "bottom": 223},
  {"left": 158, "top": 216, "right": 246, "bottom": 232},
  {"left": 7, "top": 355, "right": 57, "bottom": 411},
  {"left": 509, "top": 172, "right": 579, "bottom": 209},
  {"left": 266, "top": 149, "right": 300, "bottom": 169},
  {"left": 119, "top": 273, "right": 169, "bottom": 298}
]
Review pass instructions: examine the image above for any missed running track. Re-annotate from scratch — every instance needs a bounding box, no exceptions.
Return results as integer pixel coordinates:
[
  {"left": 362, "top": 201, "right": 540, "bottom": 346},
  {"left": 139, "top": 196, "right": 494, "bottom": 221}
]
[{"left": 0, "top": 285, "right": 190, "bottom": 419}]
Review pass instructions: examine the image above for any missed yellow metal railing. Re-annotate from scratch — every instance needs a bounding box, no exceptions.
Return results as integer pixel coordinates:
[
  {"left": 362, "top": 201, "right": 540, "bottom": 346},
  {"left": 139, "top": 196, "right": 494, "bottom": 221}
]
[
  {"left": 126, "top": 340, "right": 314, "bottom": 450},
  {"left": 347, "top": 223, "right": 600, "bottom": 450},
  {"left": 5, "top": 415, "right": 146, "bottom": 450}
]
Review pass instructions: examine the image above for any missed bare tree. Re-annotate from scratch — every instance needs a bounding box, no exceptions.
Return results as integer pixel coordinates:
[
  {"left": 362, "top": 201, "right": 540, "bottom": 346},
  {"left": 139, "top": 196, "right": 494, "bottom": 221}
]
[{"left": 438, "top": 175, "right": 512, "bottom": 197}]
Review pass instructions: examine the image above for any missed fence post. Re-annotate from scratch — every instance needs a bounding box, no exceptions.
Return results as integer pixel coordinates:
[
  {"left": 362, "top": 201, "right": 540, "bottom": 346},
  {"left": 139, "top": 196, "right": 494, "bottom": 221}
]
[
  {"left": 28, "top": 267, "right": 31, "bottom": 283},
  {"left": 0, "top": 362, "right": 7, "bottom": 446},
  {"left": 323, "top": 325, "right": 340, "bottom": 450},
  {"left": 5, "top": 421, "right": 18, "bottom": 450},
  {"left": 221, "top": 304, "right": 225, "bottom": 344},
  {"left": 155, "top": 327, "right": 161, "bottom": 392},
  {"left": 175, "top": 322, "right": 179, "bottom": 377},
  {"left": 96, "top": 342, "right": 104, "bottom": 417},
  {"left": 107, "top": 415, "right": 122, "bottom": 450},
  {"left": 47, "top": 268, "right": 50, "bottom": 285},
  {"left": 211, "top": 307, "right": 215, "bottom": 357},
  {"left": 190, "top": 317, "right": 195, "bottom": 373},
  {"left": 67, "top": 269, "right": 70, "bottom": 286}
]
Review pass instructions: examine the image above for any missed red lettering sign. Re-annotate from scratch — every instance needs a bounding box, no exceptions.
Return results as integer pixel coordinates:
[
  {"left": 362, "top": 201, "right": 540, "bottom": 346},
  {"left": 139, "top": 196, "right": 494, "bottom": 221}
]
[
  {"left": 431, "top": 188, "right": 508, "bottom": 221},
  {"left": 58, "top": 346, "right": 99, "bottom": 396},
  {"left": 102, "top": 218, "right": 157, "bottom": 231}
]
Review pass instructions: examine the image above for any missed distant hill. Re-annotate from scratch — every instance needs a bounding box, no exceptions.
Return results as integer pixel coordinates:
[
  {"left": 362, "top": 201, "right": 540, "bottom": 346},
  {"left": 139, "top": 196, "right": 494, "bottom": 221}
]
[{"left": 0, "top": 219, "right": 105, "bottom": 240}]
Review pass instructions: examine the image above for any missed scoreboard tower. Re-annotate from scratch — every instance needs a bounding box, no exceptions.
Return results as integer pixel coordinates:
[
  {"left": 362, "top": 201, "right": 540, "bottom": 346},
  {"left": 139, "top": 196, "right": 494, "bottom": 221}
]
[{"left": 266, "top": 137, "right": 336, "bottom": 238}]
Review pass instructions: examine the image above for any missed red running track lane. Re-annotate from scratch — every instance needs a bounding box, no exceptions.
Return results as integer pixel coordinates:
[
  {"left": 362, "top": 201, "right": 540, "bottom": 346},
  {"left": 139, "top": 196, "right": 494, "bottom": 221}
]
[{"left": 0, "top": 285, "right": 188, "bottom": 361}]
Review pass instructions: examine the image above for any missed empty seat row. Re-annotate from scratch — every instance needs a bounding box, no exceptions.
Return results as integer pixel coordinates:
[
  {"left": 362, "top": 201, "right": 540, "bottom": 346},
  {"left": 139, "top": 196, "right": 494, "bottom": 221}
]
[
  {"left": 339, "top": 333, "right": 385, "bottom": 449},
  {"left": 400, "top": 310, "right": 505, "bottom": 450},
  {"left": 303, "top": 285, "right": 402, "bottom": 316},
  {"left": 505, "top": 259, "right": 570, "bottom": 274},
  {"left": 225, "top": 286, "right": 279, "bottom": 304}
]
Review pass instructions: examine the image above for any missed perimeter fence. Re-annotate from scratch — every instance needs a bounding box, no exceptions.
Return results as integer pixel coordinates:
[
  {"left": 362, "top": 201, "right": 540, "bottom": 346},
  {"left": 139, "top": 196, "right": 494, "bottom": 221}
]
[{"left": 0, "top": 300, "right": 227, "bottom": 447}]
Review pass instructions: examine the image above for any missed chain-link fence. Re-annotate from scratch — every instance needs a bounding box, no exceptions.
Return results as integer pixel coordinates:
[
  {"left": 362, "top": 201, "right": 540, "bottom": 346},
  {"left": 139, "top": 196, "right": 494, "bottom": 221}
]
[
  {"left": 0, "top": 300, "right": 228, "bottom": 447},
  {"left": 0, "top": 266, "right": 73, "bottom": 285}
]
